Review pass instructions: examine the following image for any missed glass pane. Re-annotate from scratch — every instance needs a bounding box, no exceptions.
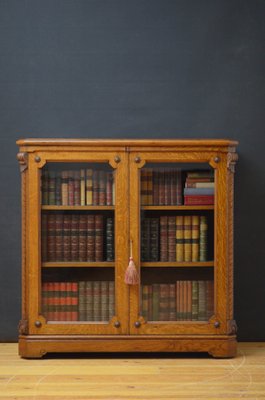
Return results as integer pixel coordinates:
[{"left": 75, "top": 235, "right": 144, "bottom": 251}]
[
  {"left": 41, "top": 162, "right": 115, "bottom": 206},
  {"left": 139, "top": 162, "right": 215, "bottom": 323},
  {"left": 41, "top": 268, "right": 115, "bottom": 323},
  {"left": 140, "top": 268, "right": 214, "bottom": 322}
]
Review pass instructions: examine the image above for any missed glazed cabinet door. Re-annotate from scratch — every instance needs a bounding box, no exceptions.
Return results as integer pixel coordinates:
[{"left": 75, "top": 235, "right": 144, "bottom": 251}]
[
  {"left": 129, "top": 150, "right": 230, "bottom": 336},
  {"left": 26, "top": 150, "right": 129, "bottom": 335}
]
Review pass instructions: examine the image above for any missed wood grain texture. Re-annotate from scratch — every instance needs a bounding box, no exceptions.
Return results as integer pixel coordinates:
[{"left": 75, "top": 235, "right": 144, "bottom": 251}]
[{"left": 1, "top": 342, "right": 264, "bottom": 399}]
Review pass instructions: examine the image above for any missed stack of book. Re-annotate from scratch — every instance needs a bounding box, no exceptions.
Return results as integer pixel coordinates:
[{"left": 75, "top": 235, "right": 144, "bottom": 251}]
[
  {"left": 42, "top": 280, "right": 115, "bottom": 322},
  {"left": 42, "top": 168, "right": 115, "bottom": 206},
  {"left": 141, "top": 215, "right": 208, "bottom": 262},
  {"left": 41, "top": 213, "right": 114, "bottom": 262},
  {"left": 184, "top": 171, "right": 214, "bottom": 205},
  {"left": 141, "top": 168, "right": 182, "bottom": 205},
  {"left": 141, "top": 280, "right": 214, "bottom": 321}
]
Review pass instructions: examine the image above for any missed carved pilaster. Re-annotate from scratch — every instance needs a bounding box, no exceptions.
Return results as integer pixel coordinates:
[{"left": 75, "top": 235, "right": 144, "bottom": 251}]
[
  {"left": 227, "top": 152, "right": 238, "bottom": 321},
  {"left": 18, "top": 319, "right": 28, "bottom": 335},
  {"left": 17, "top": 152, "right": 28, "bottom": 173}
]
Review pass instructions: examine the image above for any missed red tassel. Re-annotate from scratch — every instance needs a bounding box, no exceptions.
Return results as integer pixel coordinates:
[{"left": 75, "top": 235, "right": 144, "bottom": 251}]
[{"left": 124, "top": 257, "right": 139, "bottom": 285}]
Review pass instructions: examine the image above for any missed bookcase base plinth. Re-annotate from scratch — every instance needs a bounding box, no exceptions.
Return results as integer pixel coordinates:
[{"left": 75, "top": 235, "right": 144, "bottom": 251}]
[{"left": 19, "top": 335, "right": 237, "bottom": 359}]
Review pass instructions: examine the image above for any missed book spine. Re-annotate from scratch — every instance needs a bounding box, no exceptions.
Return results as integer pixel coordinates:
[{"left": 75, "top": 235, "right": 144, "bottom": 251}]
[
  {"left": 184, "top": 215, "right": 192, "bottom": 262},
  {"left": 169, "top": 283, "right": 176, "bottom": 321},
  {"left": 106, "top": 217, "right": 114, "bottom": 261},
  {"left": 192, "top": 280, "right": 199, "bottom": 321},
  {"left": 79, "top": 214, "right": 87, "bottom": 261},
  {"left": 73, "top": 170, "right": 81, "bottom": 206},
  {"left": 152, "top": 284, "right": 160, "bottom": 321},
  {"left": 78, "top": 281, "right": 86, "bottom": 321},
  {"left": 86, "top": 281, "right": 93, "bottom": 321},
  {"left": 92, "top": 170, "right": 99, "bottom": 205},
  {"left": 95, "top": 215, "right": 103, "bottom": 262},
  {"left": 168, "top": 216, "right": 176, "bottom": 262},
  {"left": 141, "top": 285, "right": 149, "bottom": 320},
  {"left": 198, "top": 280, "right": 206, "bottom": 321},
  {"left": 63, "top": 214, "right": 71, "bottom": 261},
  {"left": 153, "top": 170, "right": 159, "bottom": 205},
  {"left": 184, "top": 195, "right": 214, "bottom": 205},
  {"left": 108, "top": 281, "right": 115, "bottom": 320},
  {"left": 61, "top": 171, "right": 69, "bottom": 206},
  {"left": 86, "top": 169, "right": 93, "bottom": 205},
  {"left": 106, "top": 172, "right": 113, "bottom": 205},
  {"left": 199, "top": 216, "right": 208, "bottom": 261},
  {"left": 147, "top": 169, "right": 153, "bottom": 205},
  {"left": 86, "top": 215, "right": 95, "bottom": 261},
  {"left": 160, "top": 216, "right": 168, "bottom": 261},
  {"left": 101, "top": 281, "right": 109, "bottom": 321},
  {"left": 176, "top": 215, "right": 184, "bottom": 262},
  {"left": 80, "top": 169, "right": 86, "bottom": 206},
  {"left": 68, "top": 171, "right": 75, "bottom": 206},
  {"left": 55, "top": 214, "right": 63, "bottom": 261},
  {"left": 70, "top": 214, "right": 79, "bottom": 261},
  {"left": 59, "top": 282, "right": 67, "bottom": 321},
  {"left": 150, "top": 218, "right": 159, "bottom": 261},
  {"left": 41, "top": 170, "right": 49, "bottom": 205},
  {"left": 158, "top": 170, "right": 165, "bottom": 205},
  {"left": 191, "top": 215, "right": 200, "bottom": 262},
  {"left": 93, "top": 281, "right": 101, "bottom": 321},
  {"left": 41, "top": 213, "right": 48, "bottom": 262},
  {"left": 159, "top": 284, "right": 170, "bottom": 321},
  {"left": 186, "top": 280, "right": 192, "bottom": 320},
  {"left": 141, "top": 218, "right": 150, "bottom": 261},
  {"left": 48, "top": 171, "right": 56, "bottom": 205},
  {"left": 55, "top": 172, "right": 62, "bottom": 205},
  {"left": 141, "top": 170, "right": 148, "bottom": 205},
  {"left": 47, "top": 214, "right": 56, "bottom": 261},
  {"left": 164, "top": 170, "right": 171, "bottom": 205},
  {"left": 65, "top": 282, "right": 72, "bottom": 321},
  {"left": 99, "top": 171, "right": 106, "bottom": 206},
  {"left": 71, "top": 282, "right": 78, "bottom": 321},
  {"left": 176, "top": 170, "right": 183, "bottom": 205}
]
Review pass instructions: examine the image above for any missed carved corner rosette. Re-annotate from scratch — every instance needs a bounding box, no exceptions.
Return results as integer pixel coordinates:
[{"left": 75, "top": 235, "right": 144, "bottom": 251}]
[
  {"left": 17, "top": 152, "right": 28, "bottom": 173},
  {"left": 227, "top": 153, "right": 238, "bottom": 173},
  {"left": 18, "top": 319, "right": 29, "bottom": 335}
]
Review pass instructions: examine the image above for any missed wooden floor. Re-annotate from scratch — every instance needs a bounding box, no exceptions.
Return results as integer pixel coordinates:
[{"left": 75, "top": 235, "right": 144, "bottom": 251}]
[{"left": 0, "top": 343, "right": 264, "bottom": 399}]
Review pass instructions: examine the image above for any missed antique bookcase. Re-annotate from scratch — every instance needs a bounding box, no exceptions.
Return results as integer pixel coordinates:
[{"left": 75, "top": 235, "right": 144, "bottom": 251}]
[{"left": 17, "top": 139, "right": 238, "bottom": 358}]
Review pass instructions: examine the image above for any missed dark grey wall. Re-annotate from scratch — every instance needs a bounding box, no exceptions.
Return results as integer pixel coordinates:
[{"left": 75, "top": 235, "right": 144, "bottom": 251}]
[{"left": 0, "top": 0, "right": 264, "bottom": 341}]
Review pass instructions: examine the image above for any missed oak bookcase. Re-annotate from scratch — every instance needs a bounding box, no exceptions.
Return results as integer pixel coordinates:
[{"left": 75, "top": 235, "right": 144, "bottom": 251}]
[{"left": 17, "top": 139, "right": 238, "bottom": 358}]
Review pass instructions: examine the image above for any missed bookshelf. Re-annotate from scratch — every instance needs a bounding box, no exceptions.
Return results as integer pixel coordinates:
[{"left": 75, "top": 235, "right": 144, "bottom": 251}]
[{"left": 17, "top": 139, "right": 238, "bottom": 358}]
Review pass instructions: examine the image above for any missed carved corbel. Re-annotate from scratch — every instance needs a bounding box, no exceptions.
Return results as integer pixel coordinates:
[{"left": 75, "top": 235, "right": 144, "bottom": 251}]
[
  {"left": 18, "top": 319, "right": 28, "bottom": 335},
  {"left": 227, "top": 153, "right": 238, "bottom": 173},
  {"left": 17, "top": 152, "right": 28, "bottom": 173}
]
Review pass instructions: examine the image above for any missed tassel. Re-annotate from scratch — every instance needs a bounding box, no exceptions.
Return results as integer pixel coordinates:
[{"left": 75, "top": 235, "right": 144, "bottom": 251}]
[
  {"left": 124, "top": 240, "right": 139, "bottom": 285},
  {"left": 125, "top": 256, "right": 139, "bottom": 285}
]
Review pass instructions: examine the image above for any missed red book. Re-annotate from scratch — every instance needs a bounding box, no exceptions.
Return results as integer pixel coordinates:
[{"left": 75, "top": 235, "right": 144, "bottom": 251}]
[
  {"left": 68, "top": 171, "right": 75, "bottom": 206},
  {"left": 184, "top": 195, "right": 214, "bottom": 205},
  {"left": 87, "top": 215, "right": 95, "bottom": 261},
  {"left": 71, "top": 214, "right": 79, "bottom": 261},
  {"left": 106, "top": 172, "right": 113, "bottom": 205},
  {"left": 71, "top": 282, "right": 78, "bottom": 321}
]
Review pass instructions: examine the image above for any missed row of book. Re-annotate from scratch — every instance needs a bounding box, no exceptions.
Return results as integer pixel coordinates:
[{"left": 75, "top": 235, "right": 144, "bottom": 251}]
[
  {"left": 141, "top": 280, "right": 214, "bottom": 321},
  {"left": 42, "top": 169, "right": 115, "bottom": 206},
  {"left": 141, "top": 168, "right": 182, "bottom": 206},
  {"left": 42, "top": 281, "right": 115, "bottom": 322},
  {"left": 141, "top": 215, "right": 208, "bottom": 262},
  {"left": 184, "top": 171, "right": 214, "bottom": 205},
  {"left": 41, "top": 214, "right": 114, "bottom": 262}
]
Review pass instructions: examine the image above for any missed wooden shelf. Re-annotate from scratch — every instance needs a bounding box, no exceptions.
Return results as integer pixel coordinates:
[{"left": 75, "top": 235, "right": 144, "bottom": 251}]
[
  {"left": 141, "top": 205, "right": 214, "bottom": 211},
  {"left": 42, "top": 205, "right": 115, "bottom": 211},
  {"left": 42, "top": 262, "right": 115, "bottom": 268},
  {"left": 141, "top": 261, "right": 214, "bottom": 268}
]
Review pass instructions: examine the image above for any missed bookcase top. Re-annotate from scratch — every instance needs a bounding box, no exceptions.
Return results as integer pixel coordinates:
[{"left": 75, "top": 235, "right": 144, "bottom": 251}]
[{"left": 17, "top": 138, "right": 238, "bottom": 148}]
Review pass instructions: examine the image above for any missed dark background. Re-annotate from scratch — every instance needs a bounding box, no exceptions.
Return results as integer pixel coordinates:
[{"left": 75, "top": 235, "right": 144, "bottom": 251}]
[{"left": 0, "top": 0, "right": 264, "bottom": 341}]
